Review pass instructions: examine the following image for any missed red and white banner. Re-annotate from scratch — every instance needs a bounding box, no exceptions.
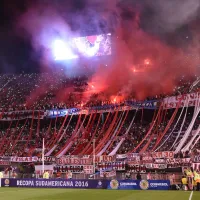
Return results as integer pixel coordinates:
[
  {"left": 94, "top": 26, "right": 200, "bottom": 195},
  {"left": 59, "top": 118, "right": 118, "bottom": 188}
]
[
  {"left": 0, "top": 160, "right": 11, "bottom": 165},
  {"left": 163, "top": 92, "right": 200, "bottom": 109},
  {"left": 95, "top": 155, "right": 116, "bottom": 163},
  {"left": 98, "top": 161, "right": 126, "bottom": 171},
  {"left": 127, "top": 164, "right": 146, "bottom": 173},
  {"left": 126, "top": 153, "right": 140, "bottom": 162},
  {"left": 100, "top": 170, "right": 116, "bottom": 178},
  {"left": 116, "top": 154, "right": 127, "bottom": 159},
  {"left": 152, "top": 151, "right": 174, "bottom": 159},
  {"left": 167, "top": 158, "right": 191, "bottom": 168},
  {"left": 142, "top": 156, "right": 154, "bottom": 163},
  {"left": 10, "top": 157, "right": 38, "bottom": 163},
  {"left": 37, "top": 157, "right": 56, "bottom": 163},
  {"left": 193, "top": 155, "right": 200, "bottom": 163},
  {"left": 57, "top": 156, "right": 93, "bottom": 165},
  {"left": 10, "top": 156, "right": 55, "bottom": 163},
  {"left": 154, "top": 159, "right": 166, "bottom": 164},
  {"left": 83, "top": 165, "right": 94, "bottom": 174},
  {"left": 145, "top": 163, "right": 167, "bottom": 169}
]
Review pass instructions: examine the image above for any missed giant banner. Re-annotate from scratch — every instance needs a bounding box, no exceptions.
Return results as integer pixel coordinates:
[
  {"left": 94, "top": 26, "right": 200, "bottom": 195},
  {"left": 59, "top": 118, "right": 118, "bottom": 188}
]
[{"left": 107, "top": 179, "right": 170, "bottom": 190}]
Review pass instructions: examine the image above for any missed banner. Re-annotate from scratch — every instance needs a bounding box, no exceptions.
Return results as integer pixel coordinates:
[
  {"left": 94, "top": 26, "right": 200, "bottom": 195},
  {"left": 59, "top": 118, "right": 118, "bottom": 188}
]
[
  {"left": 141, "top": 156, "right": 154, "bottom": 163},
  {"left": 83, "top": 166, "right": 94, "bottom": 174},
  {"left": 100, "top": 171, "right": 116, "bottom": 178},
  {"left": 53, "top": 165, "right": 94, "bottom": 174},
  {"left": 0, "top": 178, "right": 170, "bottom": 190},
  {"left": 37, "top": 157, "right": 56, "bottom": 163},
  {"left": 116, "top": 154, "right": 127, "bottom": 159},
  {"left": 126, "top": 153, "right": 140, "bottom": 162},
  {"left": 57, "top": 157, "right": 93, "bottom": 165},
  {"left": 193, "top": 155, "right": 200, "bottom": 163},
  {"left": 0, "top": 161, "right": 11, "bottom": 166},
  {"left": 127, "top": 164, "right": 146, "bottom": 173},
  {"left": 96, "top": 155, "right": 116, "bottom": 163},
  {"left": 10, "top": 156, "right": 56, "bottom": 163},
  {"left": 152, "top": 152, "right": 174, "bottom": 159},
  {"left": 0, "top": 157, "right": 11, "bottom": 165},
  {"left": 163, "top": 92, "right": 200, "bottom": 109},
  {"left": 107, "top": 179, "right": 170, "bottom": 190},
  {"left": 98, "top": 162, "right": 126, "bottom": 171},
  {"left": 166, "top": 158, "right": 191, "bottom": 168},
  {"left": 46, "top": 108, "right": 81, "bottom": 118},
  {"left": 126, "top": 100, "right": 158, "bottom": 109},
  {"left": 0, "top": 178, "right": 108, "bottom": 189},
  {"left": 145, "top": 164, "right": 167, "bottom": 169},
  {"left": 10, "top": 157, "right": 38, "bottom": 163},
  {"left": 154, "top": 159, "right": 166, "bottom": 164},
  {"left": 0, "top": 110, "right": 44, "bottom": 121}
]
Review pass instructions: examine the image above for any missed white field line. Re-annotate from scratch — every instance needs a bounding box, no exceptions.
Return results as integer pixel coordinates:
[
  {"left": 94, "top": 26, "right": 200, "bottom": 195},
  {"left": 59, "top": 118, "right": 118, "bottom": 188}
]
[{"left": 189, "top": 191, "right": 193, "bottom": 200}]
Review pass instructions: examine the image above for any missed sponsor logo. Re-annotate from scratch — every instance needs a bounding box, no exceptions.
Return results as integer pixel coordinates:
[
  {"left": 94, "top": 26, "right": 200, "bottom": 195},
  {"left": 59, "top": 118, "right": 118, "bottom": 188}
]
[
  {"left": 4, "top": 179, "right": 10, "bottom": 186},
  {"left": 150, "top": 182, "right": 168, "bottom": 187},
  {"left": 140, "top": 180, "right": 149, "bottom": 190},
  {"left": 110, "top": 179, "right": 119, "bottom": 189},
  {"left": 98, "top": 181, "right": 102, "bottom": 186},
  {"left": 120, "top": 182, "right": 137, "bottom": 186},
  {"left": 97, "top": 180, "right": 103, "bottom": 189}
]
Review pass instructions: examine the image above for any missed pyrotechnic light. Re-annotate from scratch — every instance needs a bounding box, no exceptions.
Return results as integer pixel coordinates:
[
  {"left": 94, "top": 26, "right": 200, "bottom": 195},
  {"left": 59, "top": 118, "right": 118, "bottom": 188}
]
[
  {"left": 52, "top": 39, "right": 78, "bottom": 60},
  {"left": 144, "top": 59, "right": 150, "bottom": 65}
]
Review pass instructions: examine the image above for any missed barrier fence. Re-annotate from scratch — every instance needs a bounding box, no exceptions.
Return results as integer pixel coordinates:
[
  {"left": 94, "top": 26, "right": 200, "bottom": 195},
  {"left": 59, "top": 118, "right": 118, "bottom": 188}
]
[{"left": 0, "top": 178, "right": 170, "bottom": 190}]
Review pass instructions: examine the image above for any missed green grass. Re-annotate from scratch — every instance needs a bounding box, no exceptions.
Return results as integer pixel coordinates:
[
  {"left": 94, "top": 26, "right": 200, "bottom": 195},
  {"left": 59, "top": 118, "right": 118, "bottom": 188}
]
[{"left": 0, "top": 189, "right": 199, "bottom": 200}]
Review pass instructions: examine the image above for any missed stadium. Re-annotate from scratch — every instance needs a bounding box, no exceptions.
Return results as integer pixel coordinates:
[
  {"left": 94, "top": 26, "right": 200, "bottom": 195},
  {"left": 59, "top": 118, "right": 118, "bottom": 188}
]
[{"left": 0, "top": 0, "right": 200, "bottom": 200}]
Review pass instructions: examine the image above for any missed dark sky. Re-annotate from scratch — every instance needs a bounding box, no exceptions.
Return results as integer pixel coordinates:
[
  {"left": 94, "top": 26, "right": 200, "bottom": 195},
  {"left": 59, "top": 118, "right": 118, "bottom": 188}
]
[{"left": 0, "top": 0, "right": 199, "bottom": 74}]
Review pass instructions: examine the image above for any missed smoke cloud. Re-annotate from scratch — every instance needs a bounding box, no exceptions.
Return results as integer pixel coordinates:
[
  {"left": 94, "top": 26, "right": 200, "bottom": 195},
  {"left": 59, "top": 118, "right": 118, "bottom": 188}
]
[
  {"left": 16, "top": 0, "right": 200, "bottom": 103},
  {"left": 142, "top": 0, "right": 200, "bottom": 33}
]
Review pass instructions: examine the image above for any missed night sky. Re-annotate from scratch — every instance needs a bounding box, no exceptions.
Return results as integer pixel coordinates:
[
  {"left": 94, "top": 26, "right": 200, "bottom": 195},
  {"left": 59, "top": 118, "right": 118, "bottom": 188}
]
[{"left": 0, "top": 0, "right": 199, "bottom": 74}]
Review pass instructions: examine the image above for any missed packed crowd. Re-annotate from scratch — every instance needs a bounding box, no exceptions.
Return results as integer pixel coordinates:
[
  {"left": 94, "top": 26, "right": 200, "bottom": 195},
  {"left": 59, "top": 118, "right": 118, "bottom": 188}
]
[{"left": 0, "top": 73, "right": 199, "bottom": 112}]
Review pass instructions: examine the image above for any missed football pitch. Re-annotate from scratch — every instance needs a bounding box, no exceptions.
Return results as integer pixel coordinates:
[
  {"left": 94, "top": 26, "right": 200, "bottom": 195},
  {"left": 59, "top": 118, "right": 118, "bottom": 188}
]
[{"left": 0, "top": 189, "right": 199, "bottom": 200}]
